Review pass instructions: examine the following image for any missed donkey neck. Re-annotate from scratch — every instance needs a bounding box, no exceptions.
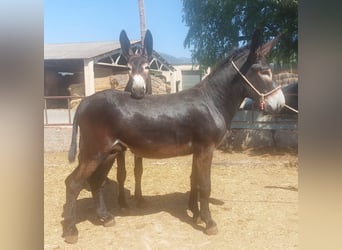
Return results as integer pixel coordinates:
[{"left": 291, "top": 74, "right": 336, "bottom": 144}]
[{"left": 201, "top": 56, "right": 248, "bottom": 125}]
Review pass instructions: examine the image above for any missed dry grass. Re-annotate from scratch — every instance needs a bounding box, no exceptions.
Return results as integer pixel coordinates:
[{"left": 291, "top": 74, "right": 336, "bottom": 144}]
[{"left": 44, "top": 149, "right": 298, "bottom": 249}]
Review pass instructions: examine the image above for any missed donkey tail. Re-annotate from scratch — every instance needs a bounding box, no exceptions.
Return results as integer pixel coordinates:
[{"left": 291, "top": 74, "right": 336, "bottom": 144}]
[{"left": 68, "top": 105, "right": 80, "bottom": 163}]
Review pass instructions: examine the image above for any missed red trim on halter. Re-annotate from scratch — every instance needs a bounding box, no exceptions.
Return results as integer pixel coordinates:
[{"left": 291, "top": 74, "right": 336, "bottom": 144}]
[
  {"left": 260, "top": 101, "right": 265, "bottom": 110},
  {"left": 260, "top": 95, "right": 265, "bottom": 110}
]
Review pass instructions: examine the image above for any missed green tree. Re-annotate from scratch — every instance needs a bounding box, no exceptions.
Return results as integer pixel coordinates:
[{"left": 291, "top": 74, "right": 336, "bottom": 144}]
[{"left": 182, "top": 0, "right": 298, "bottom": 70}]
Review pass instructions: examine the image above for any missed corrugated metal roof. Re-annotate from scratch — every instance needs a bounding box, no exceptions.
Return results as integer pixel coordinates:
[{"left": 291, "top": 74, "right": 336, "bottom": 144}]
[
  {"left": 44, "top": 40, "right": 175, "bottom": 71},
  {"left": 44, "top": 40, "right": 139, "bottom": 60}
]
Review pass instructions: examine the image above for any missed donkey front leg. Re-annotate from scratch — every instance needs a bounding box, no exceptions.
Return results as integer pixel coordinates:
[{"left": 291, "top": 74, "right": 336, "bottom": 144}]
[{"left": 193, "top": 147, "right": 218, "bottom": 235}]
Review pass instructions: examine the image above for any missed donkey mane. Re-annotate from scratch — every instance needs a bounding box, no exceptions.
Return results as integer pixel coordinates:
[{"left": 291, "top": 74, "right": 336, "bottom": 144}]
[{"left": 206, "top": 45, "right": 250, "bottom": 78}]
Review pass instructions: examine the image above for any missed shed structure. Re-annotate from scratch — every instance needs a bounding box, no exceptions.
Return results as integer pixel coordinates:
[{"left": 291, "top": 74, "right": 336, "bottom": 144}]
[{"left": 44, "top": 40, "right": 176, "bottom": 100}]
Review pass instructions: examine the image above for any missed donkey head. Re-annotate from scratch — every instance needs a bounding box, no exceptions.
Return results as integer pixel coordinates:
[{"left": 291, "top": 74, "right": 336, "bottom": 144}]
[
  {"left": 120, "top": 30, "right": 153, "bottom": 99},
  {"left": 236, "top": 29, "right": 285, "bottom": 112}
]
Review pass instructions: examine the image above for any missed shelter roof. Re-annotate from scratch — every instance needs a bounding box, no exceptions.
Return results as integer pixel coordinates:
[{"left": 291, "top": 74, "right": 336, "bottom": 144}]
[
  {"left": 44, "top": 40, "right": 138, "bottom": 60},
  {"left": 44, "top": 40, "right": 175, "bottom": 72}
]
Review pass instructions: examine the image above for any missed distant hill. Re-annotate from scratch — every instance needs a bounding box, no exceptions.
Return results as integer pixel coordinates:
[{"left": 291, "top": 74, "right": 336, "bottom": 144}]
[{"left": 159, "top": 52, "right": 192, "bottom": 65}]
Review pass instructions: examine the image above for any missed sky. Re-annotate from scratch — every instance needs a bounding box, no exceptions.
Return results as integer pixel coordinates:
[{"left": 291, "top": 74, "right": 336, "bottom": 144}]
[{"left": 44, "top": 0, "right": 192, "bottom": 58}]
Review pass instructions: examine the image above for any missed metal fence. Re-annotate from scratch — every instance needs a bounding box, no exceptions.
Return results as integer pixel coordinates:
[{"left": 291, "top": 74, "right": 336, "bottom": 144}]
[
  {"left": 44, "top": 96, "right": 84, "bottom": 126},
  {"left": 44, "top": 96, "right": 297, "bottom": 130},
  {"left": 231, "top": 110, "right": 297, "bottom": 130}
]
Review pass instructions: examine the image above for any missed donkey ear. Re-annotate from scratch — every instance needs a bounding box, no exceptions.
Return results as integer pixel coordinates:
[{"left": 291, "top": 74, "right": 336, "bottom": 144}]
[
  {"left": 257, "top": 34, "right": 281, "bottom": 57},
  {"left": 119, "top": 30, "right": 132, "bottom": 60},
  {"left": 143, "top": 29, "right": 153, "bottom": 59},
  {"left": 249, "top": 29, "right": 262, "bottom": 57}
]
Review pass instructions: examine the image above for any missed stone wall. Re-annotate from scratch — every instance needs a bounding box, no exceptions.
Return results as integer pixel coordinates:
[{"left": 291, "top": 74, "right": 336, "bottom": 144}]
[
  {"left": 274, "top": 71, "right": 298, "bottom": 86},
  {"left": 44, "top": 126, "right": 73, "bottom": 152},
  {"left": 219, "top": 129, "right": 298, "bottom": 152}
]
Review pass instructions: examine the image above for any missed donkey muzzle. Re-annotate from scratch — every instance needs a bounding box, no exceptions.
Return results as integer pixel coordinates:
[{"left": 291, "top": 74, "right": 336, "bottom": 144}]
[
  {"left": 264, "top": 88, "right": 286, "bottom": 113},
  {"left": 130, "top": 75, "right": 146, "bottom": 99}
]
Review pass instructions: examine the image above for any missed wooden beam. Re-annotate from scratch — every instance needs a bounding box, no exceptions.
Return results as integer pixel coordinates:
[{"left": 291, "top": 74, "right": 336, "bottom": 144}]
[
  {"left": 170, "top": 71, "right": 176, "bottom": 93},
  {"left": 84, "top": 58, "right": 95, "bottom": 96},
  {"left": 96, "top": 62, "right": 128, "bottom": 69},
  {"left": 114, "top": 54, "right": 122, "bottom": 64}
]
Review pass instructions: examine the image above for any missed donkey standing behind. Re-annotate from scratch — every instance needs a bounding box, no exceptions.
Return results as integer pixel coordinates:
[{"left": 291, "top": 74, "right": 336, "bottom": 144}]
[{"left": 117, "top": 30, "right": 153, "bottom": 209}]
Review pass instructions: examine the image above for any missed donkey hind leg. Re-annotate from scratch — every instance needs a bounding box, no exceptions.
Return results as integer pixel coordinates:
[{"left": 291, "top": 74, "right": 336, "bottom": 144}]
[
  {"left": 87, "top": 154, "right": 116, "bottom": 227},
  {"left": 193, "top": 147, "right": 218, "bottom": 235},
  {"left": 62, "top": 160, "right": 100, "bottom": 244},
  {"left": 134, "top": 155, "right": 145, "bottom": 206},
  {"left": 117, "top": 151, "right": 129, "bottom": 210}
]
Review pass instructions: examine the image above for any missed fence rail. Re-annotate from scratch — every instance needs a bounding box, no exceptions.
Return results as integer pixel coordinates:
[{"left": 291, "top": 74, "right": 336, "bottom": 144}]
[
  {"left": 44, "top": 96, "right": 84, "bottom": 126},
  {"left": 231, "top": 110, "right": 297, "bottom": 130},
  {"left": 43, "top": 96, "right": 297, "bottom": 130}
]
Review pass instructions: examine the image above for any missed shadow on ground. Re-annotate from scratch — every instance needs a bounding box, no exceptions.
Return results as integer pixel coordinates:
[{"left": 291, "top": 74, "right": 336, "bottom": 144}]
[{"left": 64, "top": 178, "right": 225, "bottom": 233}]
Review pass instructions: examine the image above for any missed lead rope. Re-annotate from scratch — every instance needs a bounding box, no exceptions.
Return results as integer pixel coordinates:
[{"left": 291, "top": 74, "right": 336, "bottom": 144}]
[
  {"left": 231, "top": 60, "right": 298, "bottom": 113},
  {"left": 284, "top": 104, "right": 298, "bottom": 113}
]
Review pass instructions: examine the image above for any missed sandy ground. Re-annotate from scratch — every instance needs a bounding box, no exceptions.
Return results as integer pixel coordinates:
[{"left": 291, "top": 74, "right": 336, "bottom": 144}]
[{"left": 44, "top": 149, "right": 298, "bottom": 249}]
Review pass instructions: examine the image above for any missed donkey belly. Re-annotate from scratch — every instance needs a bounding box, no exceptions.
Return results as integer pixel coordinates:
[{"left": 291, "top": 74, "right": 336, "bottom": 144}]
[
  {"left": 119, "top": 128, "right": 195, "bottom": 158},
  {"left": 129, "top": 141, "right": 194, "bottom": 159}
]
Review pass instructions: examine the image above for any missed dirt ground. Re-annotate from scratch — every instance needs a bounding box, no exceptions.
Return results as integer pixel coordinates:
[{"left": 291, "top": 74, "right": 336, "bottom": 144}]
[{"left": 44, "top": 149, "right": 298, "bottom": 250}]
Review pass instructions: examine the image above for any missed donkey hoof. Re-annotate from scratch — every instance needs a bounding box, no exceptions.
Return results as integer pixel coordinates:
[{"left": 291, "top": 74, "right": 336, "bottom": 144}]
[
  {"left": 103, "top": 217, "right": 115, "bottom": 227},
  {"left": 100, "top": 214, "right": 115, "bottom": 227},
  {"left": 62, "top": 224, "right": 78, "bottom": 244},
  {"left": 64, "top": 234, "right": 78, "bottom": 244},
  {"left": 204, "top": 224, "right": 218, "bottom": 235}
]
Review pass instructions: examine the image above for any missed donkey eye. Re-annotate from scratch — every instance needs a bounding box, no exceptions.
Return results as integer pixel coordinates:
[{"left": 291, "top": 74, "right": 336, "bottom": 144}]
[
  {"left": 260, "top": 69, "right": 271, "bottom": 78},
  {"left": 144, "top": 65, "right": 150, "bottom": 70},
  {"left": 257, "top": 68, "right": 272, "bottom": 83}
]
